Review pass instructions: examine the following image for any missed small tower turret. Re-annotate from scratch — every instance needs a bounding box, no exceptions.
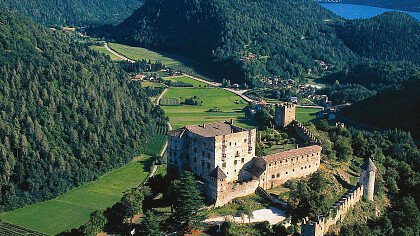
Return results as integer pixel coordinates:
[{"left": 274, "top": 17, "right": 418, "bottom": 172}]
[
  {"left": 359, "top": 158, "right": 377, "bottom": 201},
  {"left": 274, "top": 102, "right": 296, "bottom": 127},
  {"left": 209, "top": 166, "right": 227, "bottom": 206}
]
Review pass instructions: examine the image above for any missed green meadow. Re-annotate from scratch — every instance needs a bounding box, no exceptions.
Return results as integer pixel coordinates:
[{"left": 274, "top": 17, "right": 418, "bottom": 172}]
[
  {"left": 161, "top": 77, "right": 253, "bottom": 129},
  {"left": 89, "top": 45, "right": 121, "bottom": 61},
  {"left": 163, "top": 76, "right": 209, "bottom": 87},
  {"left": 108, "top": 43, "right": 197, "bottom": 67},
  {"left": 296, "top": 107, "right": 322, "bottom": 123},
  {"left": 0, "top": 156, "right": 152, "bottom": 235}
]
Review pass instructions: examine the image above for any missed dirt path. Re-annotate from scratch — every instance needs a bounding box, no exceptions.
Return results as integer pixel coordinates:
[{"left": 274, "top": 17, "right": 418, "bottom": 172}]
[
  {"left": 155, "top": 88, "right": 168, "bottom": 105},
  {"left": 104, "top": 43, "right": 135, "bottom": 63}
]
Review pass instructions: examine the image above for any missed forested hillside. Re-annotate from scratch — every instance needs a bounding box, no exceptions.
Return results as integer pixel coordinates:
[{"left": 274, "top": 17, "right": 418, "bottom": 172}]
[
  {"left": 342, "top": 79, "right": 420, "bottom": 138},
  {"left": 0, "top": 10, "right": 166, "bottom": 211},
  {"left": 337, "top": 12, "right": 420, "bottom": 65},
  {"left": 0, "top": 0, "right": 143, "bottom": 26},
  {"left": 111, "top": 0, "right": 357, "bottom": 85}
]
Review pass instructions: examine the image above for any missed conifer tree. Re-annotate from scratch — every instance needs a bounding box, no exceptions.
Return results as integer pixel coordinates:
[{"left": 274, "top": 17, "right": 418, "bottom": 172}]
[
  {"left": 172, "top": 171, "right": 204, "bottom": 231},
  {"left": 141, "top": 210, "right": 163, "bottom": 236}
]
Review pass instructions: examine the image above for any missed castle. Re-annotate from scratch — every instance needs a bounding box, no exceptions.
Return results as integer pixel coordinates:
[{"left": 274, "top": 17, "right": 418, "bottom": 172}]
[{"left": 167, "top": 104, "right": 323, "bottom": 207}]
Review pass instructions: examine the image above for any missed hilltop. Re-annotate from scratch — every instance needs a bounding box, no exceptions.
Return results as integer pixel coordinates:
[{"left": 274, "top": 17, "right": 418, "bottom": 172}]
[
  {"left": 111, "top": 0, "right": 357, "bottom": 85},
  {"left": 0, "top": 0, "right": 143, "bottom": 26},
  {"left": 0, "top": 10, "right": 165, "bottom": 211}
]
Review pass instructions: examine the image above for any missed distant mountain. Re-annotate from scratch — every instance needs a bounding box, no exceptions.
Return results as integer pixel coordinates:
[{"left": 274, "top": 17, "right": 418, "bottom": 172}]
[
  {"left": 342, "top": 79, "right": 420, "bottom": 138},
  {"left": 336, "top": 12, "right": 420, "bottom": 65},
  {"left": 111, "top": 0, "right": 357, "bottom": 85},
  {"left": 0, "top": 10, "right": 165, "bottom": 211},
  {"left": 0, "top": 0, "right": 144, "bottom": 26}
]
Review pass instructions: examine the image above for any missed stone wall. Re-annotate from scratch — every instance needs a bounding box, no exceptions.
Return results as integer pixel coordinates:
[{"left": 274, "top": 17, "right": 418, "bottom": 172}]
[
  {"left": 259, "top": 149, "right": 321, "bottom": 190},
  {"left": 213, "top": 179, "right": 260, "bottom": 207},
  {"left": 292, "top": 121, "right": 321, "bottom": 145},
  {"left": 301, "top": 184, "right": 364, "bottom": 236},
  {"left": 214, "top": 129, "right": 256, "bottom": 182}
]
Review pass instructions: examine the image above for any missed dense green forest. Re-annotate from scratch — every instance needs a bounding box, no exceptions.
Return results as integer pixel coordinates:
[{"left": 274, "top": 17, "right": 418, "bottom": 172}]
[
  {"left": 110, "top": 0, "right": 357, "bottom": 85},
  {"left": 342, "top": 79, "right": 420, "bottom": 139},
  {"left": 336, "top": 12, "right": 420, "bottom": 65},
  {"left": 0, "top": 0, "right": 143, "bottom": 26},
  {"left": 0, "top": 10, "right": 166, "bottom": 211}
]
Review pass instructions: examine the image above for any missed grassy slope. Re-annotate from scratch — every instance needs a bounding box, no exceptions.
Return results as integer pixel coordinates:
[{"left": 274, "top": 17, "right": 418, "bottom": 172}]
[
  {"left": 108, "top": 43, "right": 198, "bottom": 67},
  {"left": 89, "top": 45, "right": 121, "bottom": 61},
  {"left": 0, "top": 156, "right": 151, "bottom": 234}
]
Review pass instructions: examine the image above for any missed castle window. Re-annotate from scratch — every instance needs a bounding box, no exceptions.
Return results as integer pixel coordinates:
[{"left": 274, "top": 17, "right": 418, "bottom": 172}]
[
  {"left": 276, "top": 173, "right": 280, "bottom": 177},
  {"left": 234, "top": 160, "right": 237, "bottom": 165},
  {"left": 229, "top": 142, "right": 232, "bottom": 146},
  {"left": 207, "top": 163, "right": 210, "bottom": 169},
  {"left": 285, "top": 172, "right": 288, "bottom": 174},
  {"left": 272, "top": 175, "right": 275, "bottom": 179},
  {"left": 235, "top": 151, "right": 239, "bottom": 157},
  {"left": 301, "top": 167, "right": 303, "bottom": 170},
  {"left": 241, "top": 158, "right": 244, "bottom": 163},
  {"left": 305, "top": 166, "right": 307, "bottom": 169},
  {"left": 222, "top": 162, "right": 226, "bottom": 168},
  {"left": 293, "top": 169, "right": 295, "bottom": 172},
  {"left": 244, "top": 139, "right": 247, "bottom": 143}
]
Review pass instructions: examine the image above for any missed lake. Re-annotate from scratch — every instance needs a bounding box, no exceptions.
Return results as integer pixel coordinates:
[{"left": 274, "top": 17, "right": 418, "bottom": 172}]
[{"left": 320, "top": 3, "right": 420, "bottom": 21}]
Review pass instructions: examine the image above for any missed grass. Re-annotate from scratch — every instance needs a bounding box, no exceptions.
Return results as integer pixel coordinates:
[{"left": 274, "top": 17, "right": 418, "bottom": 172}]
[
  {"left": 108, "top": 43, "right": 197, "bottom": 67},
  {"left": 89, "top": 45, "right": 121, "bottom": 61},
  {"left": 206, "top": 194, "right": 269, "bottom": 218},
  {"left": 162, "top": 86, "right": 253, "bottom": 129},
  {"left": 296, "top": 107, "right": 322, "bottom": 123},
  {"left": 0, "top": 157, "right": 152, "bottom": 235},
  {"left": 163, "top": 76, "right": 209, "bottom": 87}
]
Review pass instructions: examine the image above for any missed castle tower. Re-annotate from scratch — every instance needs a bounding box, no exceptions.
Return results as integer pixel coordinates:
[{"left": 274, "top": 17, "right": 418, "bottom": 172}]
[
  {"left": 274, "top": 102, "right": 296, "bottom": 127},
  {"left": 301, "top": 217, "right": 325, "bottom": 236},
  {"left": 359, "top": 158, "right": 377, "bottom": 201},
  {"left": 208, "top": 166, "right": 227, "bottom": 206}
]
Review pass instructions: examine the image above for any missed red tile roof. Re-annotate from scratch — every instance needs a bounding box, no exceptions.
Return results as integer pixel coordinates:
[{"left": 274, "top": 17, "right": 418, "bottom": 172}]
[{"left": 263, "top": 145, "right": 322, "bottom": 163}]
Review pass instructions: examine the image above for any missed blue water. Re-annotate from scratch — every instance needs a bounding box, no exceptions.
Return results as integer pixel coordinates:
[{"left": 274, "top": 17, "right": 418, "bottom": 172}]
[{"left": 320, "top": 3, "right": 420, "bottom": 21}]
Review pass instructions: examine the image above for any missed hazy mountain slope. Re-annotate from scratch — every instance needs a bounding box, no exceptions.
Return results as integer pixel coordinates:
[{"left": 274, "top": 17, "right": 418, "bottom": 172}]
[
  {"left": 0, "top": 10, "right": 165, "bottom": 211},
  {"left": 0, "top": 0, "right": 143, "bottom": 26},
  {"left": 111, "top": 0, "right": 357, "bottom": 85}
]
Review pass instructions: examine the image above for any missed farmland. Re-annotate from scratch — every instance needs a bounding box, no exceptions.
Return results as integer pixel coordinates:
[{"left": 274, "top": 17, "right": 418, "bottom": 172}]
[
  {"left": 89, "top": 45, "right": 121, "bottom": 61},
  {"left": 163, "top": 76, "right": 209, "bottom": 87},
  {"left": 0, "top": 156, "right": 152, "bottom": 235},
  {"left": 107, "top": 43, "right": 198, "bottom": 67},
  {"left": 160, "top": 77, "right": 252, "bottom": 129},
  {"left": 296, "top": 107, "right": 322, "bottom": 123}
]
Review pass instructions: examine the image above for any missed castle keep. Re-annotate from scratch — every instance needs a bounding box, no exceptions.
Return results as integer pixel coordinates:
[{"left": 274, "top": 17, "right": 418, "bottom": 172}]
[
  {"left": 275, "top": 102, "right": 296, "bottom": 127},
  {"left": 167, "top": 120, "right": 322, "bottom": 207}
]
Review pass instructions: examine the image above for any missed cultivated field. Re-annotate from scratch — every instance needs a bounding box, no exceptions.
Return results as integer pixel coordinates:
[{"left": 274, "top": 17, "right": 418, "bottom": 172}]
[
  {"left": 161, "top": 77, "right": 252, "bottom": 129},
  {"left": 0, "top": 153, "right": 158, "bottom": 235},
  {"left": 163, "top": 76, "right": 209, "bottom": 87},
  {"left": 296, "top": 107, "right": 322, "bottom": 123},
  {"left": 108, "top": 43, "right": 197, "bottom": 67},
  {"left": 89, "top": 45, "right": 121, "bottom": 61}
]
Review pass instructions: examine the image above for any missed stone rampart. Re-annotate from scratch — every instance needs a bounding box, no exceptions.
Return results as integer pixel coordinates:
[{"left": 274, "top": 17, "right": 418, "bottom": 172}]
[
  {"left": 292, "top": 121, "right": 321, "bottom": 145},
  {"left": 301, "top": 184, "right": 364, "bottom": 236},
  {"left": 214, "top": 180, "right": 260, "bottom": 207}
]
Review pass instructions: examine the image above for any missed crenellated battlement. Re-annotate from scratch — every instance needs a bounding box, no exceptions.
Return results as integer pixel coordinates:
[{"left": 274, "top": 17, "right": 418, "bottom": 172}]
[
  {"left": 301, "top": 183, "right": 365, "bottom": 236},
  {"left": 292, "top": 120, "right": 321, "bottom": 145}
]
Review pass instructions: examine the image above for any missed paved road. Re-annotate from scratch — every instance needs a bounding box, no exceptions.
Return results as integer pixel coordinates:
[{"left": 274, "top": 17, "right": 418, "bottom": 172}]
[{"left": 104, "top": 43, "right": 135, "bottom": 63}]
